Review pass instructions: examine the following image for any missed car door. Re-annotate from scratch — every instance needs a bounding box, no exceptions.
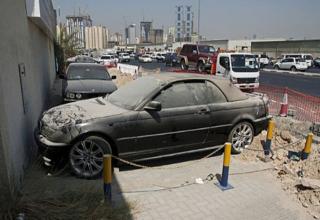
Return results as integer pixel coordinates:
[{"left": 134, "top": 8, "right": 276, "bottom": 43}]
[
  {"left": 132, "top": 81, "right": 212, "bottom": 159},
  {"left": 203, "top": 81, "right": 232, "bottom": 146},
  {"left": 280, "top": 58, "right": 289, "bottom": 69},
  {"left": 217, "top": 56, "right": 230, "bottom": 76}
]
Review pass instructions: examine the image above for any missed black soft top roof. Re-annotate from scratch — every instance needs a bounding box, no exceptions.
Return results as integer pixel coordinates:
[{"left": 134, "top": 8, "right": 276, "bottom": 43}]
[{"left": 148, "top": 73, "right": 248, "bottom": 102}]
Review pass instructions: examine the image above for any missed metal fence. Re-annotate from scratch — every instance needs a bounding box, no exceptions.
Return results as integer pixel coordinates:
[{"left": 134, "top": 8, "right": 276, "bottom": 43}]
[{"left": 256, "top": 85, "right": 320, "bottom": 123}]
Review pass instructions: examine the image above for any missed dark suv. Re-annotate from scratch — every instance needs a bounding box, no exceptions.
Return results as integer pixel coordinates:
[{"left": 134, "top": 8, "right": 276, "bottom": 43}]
[{"left": 179, "top": 44, "right": 215, "bottom": 72}]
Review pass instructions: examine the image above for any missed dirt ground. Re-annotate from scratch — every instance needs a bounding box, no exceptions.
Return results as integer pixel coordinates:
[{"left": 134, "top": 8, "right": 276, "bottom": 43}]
[{"left": 240, "top": 117, "right": 320, "bottom": 219}]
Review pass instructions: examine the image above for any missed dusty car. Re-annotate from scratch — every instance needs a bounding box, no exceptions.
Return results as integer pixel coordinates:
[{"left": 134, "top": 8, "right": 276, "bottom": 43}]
[
  {"left": 60, "top": 63, "right": 117, "bottom": 102},
  {"left": 36, "top": 73, "right": 271, "bottom": 178}
]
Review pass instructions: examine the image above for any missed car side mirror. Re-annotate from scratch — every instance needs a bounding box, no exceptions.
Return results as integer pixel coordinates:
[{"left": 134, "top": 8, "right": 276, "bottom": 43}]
[
  {"left": 111, "top": 75, "right": 116, "bottom": 80},
  {"left": 192, "top": 50, "right": 198, "bottom": 54},
  {"left": 144, "top": 101, "right": 162, "bottom": 111},
  {"left": 59, "top": 74, "right": 66, "bottom": 80}
]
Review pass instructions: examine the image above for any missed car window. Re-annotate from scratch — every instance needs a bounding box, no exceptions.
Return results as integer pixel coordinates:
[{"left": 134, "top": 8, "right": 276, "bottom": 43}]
[
  {"left": 153, "top": 81, "right": 207, "bottom": 109},
  {"left": 206, "top": 81, "right": 227, "bottom": 103},
  {"left": 219, "top": 56, "right": 230, "bottom": 69},
  {"left": 67, "top": 65, "right": 110, "bottom": 80}
]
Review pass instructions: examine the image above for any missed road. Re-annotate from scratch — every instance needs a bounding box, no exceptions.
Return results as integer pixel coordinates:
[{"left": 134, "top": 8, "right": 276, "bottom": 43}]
[{"left": 125, "top": 60, "right": 320, "bottom": 97}]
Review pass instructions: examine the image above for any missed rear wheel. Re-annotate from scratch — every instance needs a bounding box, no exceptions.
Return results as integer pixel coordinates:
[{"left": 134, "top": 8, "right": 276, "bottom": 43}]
[
  {"left": 228, "top": 122, "right": 254, "bottom": 154},
  {"left": 69, "top": 136, "right": 112, "bottom": 179},
  {"left": 181, "top": 59, "right": 188, "bottom": 70},
  {"left": 290, "top": 66, "right": 297, "bottom": 71}
]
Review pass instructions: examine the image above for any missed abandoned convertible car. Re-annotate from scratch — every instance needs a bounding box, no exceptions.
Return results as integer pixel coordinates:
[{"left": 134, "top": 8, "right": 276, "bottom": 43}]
[{"left": 36, "top": 73, "right": 271, "bottom": 178}]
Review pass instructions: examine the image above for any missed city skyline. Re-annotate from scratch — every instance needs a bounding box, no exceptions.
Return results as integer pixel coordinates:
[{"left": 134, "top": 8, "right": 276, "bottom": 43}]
[{"left": 52, "top": 0, "right": 320, "bottom": 40}]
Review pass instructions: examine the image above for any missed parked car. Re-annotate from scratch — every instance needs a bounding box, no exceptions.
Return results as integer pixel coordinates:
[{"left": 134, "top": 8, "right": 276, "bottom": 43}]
[
  {"left": 60, "top": 63, "right": 117, "bottom": 102},
  {"left": 313, "top": 58, "right": 320, "bottom": 67},
  {"left": 281, "top": 54, "right": 313, "bottom": 67},
  {"left": 179, "top": 44, "right": 216, "bottom": 72},
  {"left": 165, "top": 53, "right": 180, "bottom": 66},
  {"left": 156, "top": 52, "right": 166, "bottom": 62},
  {"left": 119, "top": 53, "right": 131, "bottom": 62},
  {"left": 257, "top": 54, "right": 269, "bottom": 67},
  {"left": 98, "top": 55, "right": 117, "bottom": 67},
  {"left": 36, "top": 73, "right": 271, "bottom": 178},
  {"left": 139, "top": 54, "right": 153, "bottom": 63},
  {"left": 274, "top": 58, "right": 308, "bottom": 71}
]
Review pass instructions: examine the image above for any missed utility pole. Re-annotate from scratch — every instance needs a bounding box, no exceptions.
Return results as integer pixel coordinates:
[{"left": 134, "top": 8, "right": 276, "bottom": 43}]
[{"left": 197, "top": 0, "right": 200, "bottom": 44}]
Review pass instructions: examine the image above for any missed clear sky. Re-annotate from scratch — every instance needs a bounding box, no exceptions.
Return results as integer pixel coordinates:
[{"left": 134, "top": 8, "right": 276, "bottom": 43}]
[{"left": 52, "top": 0, "right": 320, "bottom": 40}]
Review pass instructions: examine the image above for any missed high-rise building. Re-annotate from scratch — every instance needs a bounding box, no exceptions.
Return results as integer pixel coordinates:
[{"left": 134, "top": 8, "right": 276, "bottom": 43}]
[
  {"left": 150, "top": 29, "right": 164, "bottom": 44},
  {"left": 109, "top": 32, "right": 123, "bottom": 47},
  {"left": 167, "top": 26, "right": 176, "bottom": 44},
  {"left": 125, "top": 24, "right": 137, "bottom": 45},
  {"left": 140, "top": 21, "right": 153, "bottom": 43},
  {"left": 175, "top": 5, "right": 193, "bottom": 42},
  {"left": 85, "top": 26, "right": 108, "bottom": 49},
  {"left": 66, "top": 15, "right": 92, "bottom": 48}
]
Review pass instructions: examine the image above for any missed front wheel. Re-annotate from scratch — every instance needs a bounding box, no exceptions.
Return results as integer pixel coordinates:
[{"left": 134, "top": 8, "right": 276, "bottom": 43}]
[
  {"left": 228, "top": 122, "right": 254, "bottom": 154},
  {"left": 69, "top": 136, "right": 112, "bottom": 179},
  {"left": 197, "top": 62, "right": 205, "bottom": 73},
  {"left": 181, "top": 59, "right": 188, "bottom": 70},
  {"left": 274, "top": 65, "right": 279, "bottom": 70}
]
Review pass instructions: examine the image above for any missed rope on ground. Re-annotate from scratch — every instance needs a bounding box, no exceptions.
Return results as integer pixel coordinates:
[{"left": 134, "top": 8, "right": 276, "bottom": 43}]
[{"left": 111, "top": 145, "right": 224, "bottom": 170}]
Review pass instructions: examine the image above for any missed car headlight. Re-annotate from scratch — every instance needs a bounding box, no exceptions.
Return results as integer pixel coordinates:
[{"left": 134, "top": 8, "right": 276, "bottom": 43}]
[
  {"left": 66, "top": 92, "right": 75, "bottom": 99},
  {"left": 230, "top": 77, "right": 237, "bottom": 83},
  {"left": 76, "top": 93, "right": 82, "bottom": 99}
]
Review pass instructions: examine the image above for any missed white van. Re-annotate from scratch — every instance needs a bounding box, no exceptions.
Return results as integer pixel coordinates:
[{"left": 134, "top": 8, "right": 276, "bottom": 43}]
[
  {"left": 214, "top": 53, "right": 260, "bottom": 90},
  {"left": 281, "top": 54, "right": 313, "bottom": 67}
]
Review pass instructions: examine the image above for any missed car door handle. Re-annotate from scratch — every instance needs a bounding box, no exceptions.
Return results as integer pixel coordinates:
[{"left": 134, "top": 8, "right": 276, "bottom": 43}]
[{"left": 197, "top": 108, "right": 210, "bottom": 115}]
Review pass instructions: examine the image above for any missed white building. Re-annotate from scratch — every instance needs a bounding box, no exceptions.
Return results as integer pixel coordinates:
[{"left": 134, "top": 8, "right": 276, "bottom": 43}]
[
  {"left": 125, "top": 24, "right": 136, "bottom": 45},
  {"left": 175, "top": 5, "right": 193, "bottom": 42},
  {"left": 85, "top": 26, "right": 109, "bottom": 49}
]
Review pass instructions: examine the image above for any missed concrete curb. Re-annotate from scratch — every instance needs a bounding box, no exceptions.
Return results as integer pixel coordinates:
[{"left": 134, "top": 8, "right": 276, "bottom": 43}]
[{"left": 263, "top": 68, "right": 320, "bottom": 77}]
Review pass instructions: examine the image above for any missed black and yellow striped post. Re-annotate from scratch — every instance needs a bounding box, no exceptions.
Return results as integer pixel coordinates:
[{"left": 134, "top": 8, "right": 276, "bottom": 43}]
[
  {"left": 301, "top": 133, "right": 313, "bottom": 160},
  {"left": 264, "top": 120, "right": 275, "bottom": 156},
  {"left": 216, "top": 143, "right": 233, "bottom": 191},
  {"left": 103, "top": 154, "right": 112, "bottom": 203}
]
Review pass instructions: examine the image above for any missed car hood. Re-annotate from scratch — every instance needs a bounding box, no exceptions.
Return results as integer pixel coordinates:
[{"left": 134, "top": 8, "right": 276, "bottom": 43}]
[
  {"left": 66, "top": 79, "right": 117, "bottom": 93},
  {"left": 41, "top": 98, "right": 127, "bottom": 131}
]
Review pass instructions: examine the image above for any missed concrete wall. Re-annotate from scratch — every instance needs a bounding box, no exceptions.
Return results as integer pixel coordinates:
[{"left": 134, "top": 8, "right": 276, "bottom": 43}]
[
  {"left": 252, "top": 40, "right": 320, "bottom": 58},
  {"left": 0, "top": 0, "right": 56, "bottom": 208}
]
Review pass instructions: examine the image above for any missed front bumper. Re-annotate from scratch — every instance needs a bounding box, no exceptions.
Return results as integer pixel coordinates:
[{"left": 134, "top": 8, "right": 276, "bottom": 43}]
[
  {"left": 34, "top": 129, "right": 69, "bottom": 165},
  {"left": 235, "top": 83, "right": 259, "bottom": 89}
]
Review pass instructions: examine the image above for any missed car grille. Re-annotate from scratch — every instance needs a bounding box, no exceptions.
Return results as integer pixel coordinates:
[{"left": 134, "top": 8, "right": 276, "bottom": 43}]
[{"left": 237, "top": 78, "right": 256, "bottom": 84}]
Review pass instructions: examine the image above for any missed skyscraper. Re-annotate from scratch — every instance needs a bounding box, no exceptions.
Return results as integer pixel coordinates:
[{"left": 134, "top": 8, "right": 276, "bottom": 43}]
[
  {"left": 85, "top": 26, "right": 108, "bottom": 49},
  {"left": 66, "top": 14, "right": 92, "bottom": 49},
  {"left": 125, "top": 24, "right": 137, "bottom": 45},
  {"left": 140, "top": 21, "right": 153, "bottom": 43},
  {"left": 175, "top": 5, "right": 193, "bottom": 42}
]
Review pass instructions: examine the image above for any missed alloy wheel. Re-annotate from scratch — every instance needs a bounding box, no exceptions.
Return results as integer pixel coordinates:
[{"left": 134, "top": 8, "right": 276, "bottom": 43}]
[
  {"left": 230, "top": 123, "right": 253, "bottom": 152},
  {"left": 70, "top": 137, "right": 111, "bottom": 178}
]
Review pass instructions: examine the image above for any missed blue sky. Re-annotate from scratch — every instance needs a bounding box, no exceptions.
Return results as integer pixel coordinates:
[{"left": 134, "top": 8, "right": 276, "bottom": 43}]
[{"left": 52, "top": 0, "right": 320, "bottom": 40}]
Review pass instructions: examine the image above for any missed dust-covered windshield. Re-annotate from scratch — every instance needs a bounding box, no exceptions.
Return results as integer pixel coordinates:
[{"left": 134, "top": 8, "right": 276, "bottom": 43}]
[
  {"left": 231, "top": 55, "right": 259, "bottom": 72},
  {"left": 67, "top": 65, "right": 110, "bottom": 80},
  {"left": 108, "top": 77, "right": 161, "bottom": 110}
]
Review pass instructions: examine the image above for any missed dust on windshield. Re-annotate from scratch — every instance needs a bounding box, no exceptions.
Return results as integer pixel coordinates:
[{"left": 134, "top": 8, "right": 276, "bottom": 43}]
[{"left": 67, "top": 65, "right": 110, "bottom": 80}]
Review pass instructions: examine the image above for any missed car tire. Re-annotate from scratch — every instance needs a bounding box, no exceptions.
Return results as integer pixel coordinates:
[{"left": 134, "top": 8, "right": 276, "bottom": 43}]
[
  {"left": 197, "top": 62, "right": 205, "bottom": 73},
  {"left": 181, "top": 59, "right": 188, "bottom": 70},
  {"left": 69, "top": 136, "right": 112, "bottom": 179},
  {"left": 274, "top": 65, "right": 279, "bottom": 70},
  {"left": 290, "top": 66, "right": 297, "bottom": 72},
  {"left": 228, "top": 122, "right": 254, "bottom": 154}
]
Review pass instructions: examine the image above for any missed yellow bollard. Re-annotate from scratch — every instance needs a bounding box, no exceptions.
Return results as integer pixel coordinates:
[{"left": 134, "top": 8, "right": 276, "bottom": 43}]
[
  {"left": 301, "top": 133, "right": 313, "bottom": 160},
  {"left": 103, "top": 154, "right": 112, "bottom": 202},
  {"left": 216, "top": 143, "right": 233, "bottom": 191},
  {"left": 265, "top": 120, "right": 275, "bottom": 156}
]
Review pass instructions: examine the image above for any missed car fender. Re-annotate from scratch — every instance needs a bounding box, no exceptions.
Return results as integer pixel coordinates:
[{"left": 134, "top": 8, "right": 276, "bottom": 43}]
[
  {"left": 179, "top": 55, "right": 189, "bottom": 65},
  {"left": 198, "top": 57, "right": 207, "bottom": 64},
  {"left": 230, "top": 114, "right": 256, "bottom": 132}
]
